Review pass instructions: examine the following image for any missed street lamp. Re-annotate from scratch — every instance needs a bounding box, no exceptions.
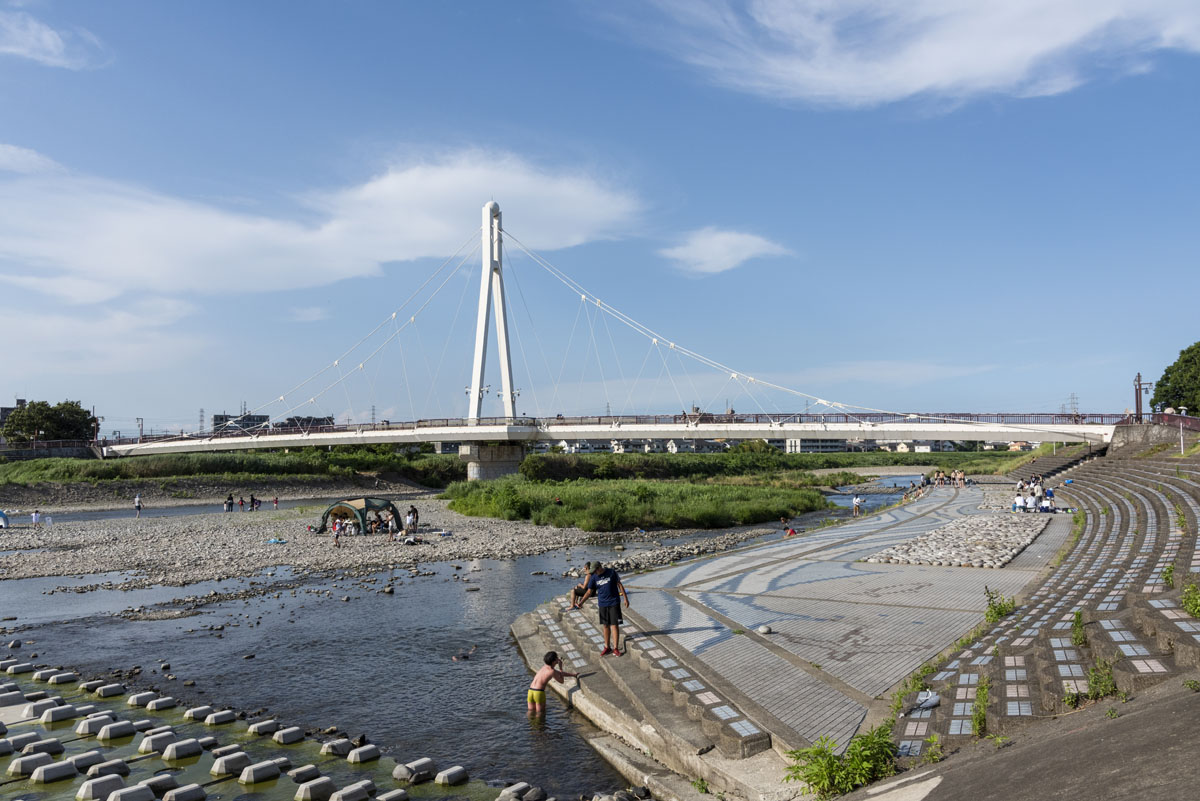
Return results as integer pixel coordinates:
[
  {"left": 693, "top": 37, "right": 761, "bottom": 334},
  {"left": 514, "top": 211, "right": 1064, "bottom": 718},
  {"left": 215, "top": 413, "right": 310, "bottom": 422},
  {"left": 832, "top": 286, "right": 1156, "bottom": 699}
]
[{"left": 1133, "top": 373, "right": 1154, "bottom": 423}]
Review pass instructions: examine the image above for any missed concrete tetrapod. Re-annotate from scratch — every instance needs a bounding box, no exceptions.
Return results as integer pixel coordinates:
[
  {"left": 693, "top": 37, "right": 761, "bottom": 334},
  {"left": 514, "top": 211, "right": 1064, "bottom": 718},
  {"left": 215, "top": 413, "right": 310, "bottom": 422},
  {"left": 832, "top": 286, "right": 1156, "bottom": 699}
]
[
  {"left": 183, "top": 706, "right": 213, "bottom": 721},
  {"left": 41, "top": 704, "right": 80, "bottom": 723},
  {"left": 163, "top": 784, "right": 207, "bottom": 801},
  {"left": 162, "top": 738, "right": 203, "bottom": 761},
  {"left": 138, "top": 731, "right": 177, "bottom": 754},
  {"left": 288, "top": 765, "right": 322, "bottom": 783},
  {"left": 8, "top": 731, "right": 40, "bottom": 749},
  {"left": 23, "top": 737, "right": 65, "bottom": 756},
  {"left": 320, "top": 739, "right": 352, "bottom": 756},
  {"left": 500, "top": 782, "right": 532, "bottom": 798},
  {"left": 6, "top": 663, "right": 34, "bottom": 674},
  {"left": 0, "top": 690, "right": 24, "bottom": 706},
  {"left": 140, "top": 774, "right": 180, "bottom": 796},
  {"left": 98, "top": 720, "right": 138, "bottom": 741},
  {"left": 295, "top": 776, "right": 336, "bottom": 801},
  {"left": 393, "top": 758, "right": 436, "bottom": 784},
  {"left": 239, "top": 760, "right": 282, "bottom": 784},
  {"left": 95, "top": 684, "right": 125, "bottom": 698},
  {"left": 30, "top": 760, "right": 79, "bottom": 783},
  {"left": 76, "top": 714, "right": 116, "bottom": 736},
  {"left": 345, "top": 744, "right": 380, "bottom": 764},
  {"left": 204, "top": 710, "right": 236, "bottom": 725},
  {"left": 22, "top": 698, "right": 62, "bottom": 717},
  {"left": 434, "top": 766, "right": 468, "bottom": 786},
  {"left": 211, "top": 752, "right": 253, "bottom": 776},
  {"left": 329, "top": 780, "right": 373, "bottom": 801},
  {"left": 88, "top": 759, "right": 132, "bottom": 778},
  {"left": 377, "top": 790, "right": 409, "bottom": 801},
  {"left": 48, "top": 672, "right": 79, "bottom": 685},
  {"left": 248, "top": 719, "right": 279, "bottom": 735},
  {"left": 68, "top": 750, "right": 106, "bottom": 771},
  {"left": 210, "top": 744, "right": 243, "bottom": 758},
  {"left": 146, "top": 697, "right": 177, "bottom": 711},
  {"left": 7, "top": 752, "right": 54, "bottom": 777},
  {"left": 76, "top": 774, "right": 125, "bottom": 801},
  {"left": 79, "top": 680, "right": 107, "bottom": 693},
  {"left": 127, "top": 692, "right": 157, "bottom": 707},
  {"left": 273, "top": 726, "right": 304, "bottom": 745},
  {"left": 33, "top": 668, "right": 58, "bottom": 681},
  {"left": 110, "top": 785, "right": 156, "bottom": 801}
]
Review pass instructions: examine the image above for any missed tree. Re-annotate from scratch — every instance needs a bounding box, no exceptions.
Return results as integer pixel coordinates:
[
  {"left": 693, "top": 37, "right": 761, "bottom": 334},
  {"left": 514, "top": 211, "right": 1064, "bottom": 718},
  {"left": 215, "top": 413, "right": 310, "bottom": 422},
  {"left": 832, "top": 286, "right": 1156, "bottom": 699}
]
[
  {"left": 1152, "top": 342, "right": 1200, "bottom": 414},
  {"left": 2, "top": 400, "right": 97, "bottom": 443}
]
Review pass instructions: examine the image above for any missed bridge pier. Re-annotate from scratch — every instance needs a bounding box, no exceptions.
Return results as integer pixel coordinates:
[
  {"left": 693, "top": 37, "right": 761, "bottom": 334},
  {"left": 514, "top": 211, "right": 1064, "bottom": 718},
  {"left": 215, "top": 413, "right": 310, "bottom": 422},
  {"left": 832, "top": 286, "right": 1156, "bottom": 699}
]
[{"left": 459, "top": 443, "right": 525, "bottom": 481}]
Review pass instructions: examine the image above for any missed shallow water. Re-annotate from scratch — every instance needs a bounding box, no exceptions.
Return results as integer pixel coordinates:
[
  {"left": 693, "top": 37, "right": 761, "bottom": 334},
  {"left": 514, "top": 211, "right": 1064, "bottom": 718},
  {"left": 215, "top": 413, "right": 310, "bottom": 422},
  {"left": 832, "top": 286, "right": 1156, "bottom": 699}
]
[{"left": 11, "top": 548, "right": 638, "bottom": 797}]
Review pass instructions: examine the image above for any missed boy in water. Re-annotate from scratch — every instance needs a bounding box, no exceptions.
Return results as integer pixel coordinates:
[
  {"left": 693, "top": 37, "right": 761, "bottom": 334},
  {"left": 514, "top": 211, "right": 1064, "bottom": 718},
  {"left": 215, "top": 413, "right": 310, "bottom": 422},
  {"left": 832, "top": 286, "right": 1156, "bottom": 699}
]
[{"left": 527, "top": 650, "right": 578, "bottom": 717}]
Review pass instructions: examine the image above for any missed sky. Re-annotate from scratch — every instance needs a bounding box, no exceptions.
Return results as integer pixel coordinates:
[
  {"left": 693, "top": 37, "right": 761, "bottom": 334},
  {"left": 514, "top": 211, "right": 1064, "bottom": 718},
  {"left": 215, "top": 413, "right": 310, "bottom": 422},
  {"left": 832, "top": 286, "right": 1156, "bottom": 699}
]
[{"left": 2, "top": 1, "right": 1199, "bottom": 436}]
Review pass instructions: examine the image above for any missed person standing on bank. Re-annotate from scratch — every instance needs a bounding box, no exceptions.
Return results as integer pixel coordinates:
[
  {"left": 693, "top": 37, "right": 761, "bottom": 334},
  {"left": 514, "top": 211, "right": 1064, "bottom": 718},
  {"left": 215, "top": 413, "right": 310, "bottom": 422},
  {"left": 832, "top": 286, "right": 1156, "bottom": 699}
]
[
  {"left": 572, "top": 562, "right": 630, "bottom": 656},
  {"left": 134, "top": 494, "right": 143, "bottom": 518}
]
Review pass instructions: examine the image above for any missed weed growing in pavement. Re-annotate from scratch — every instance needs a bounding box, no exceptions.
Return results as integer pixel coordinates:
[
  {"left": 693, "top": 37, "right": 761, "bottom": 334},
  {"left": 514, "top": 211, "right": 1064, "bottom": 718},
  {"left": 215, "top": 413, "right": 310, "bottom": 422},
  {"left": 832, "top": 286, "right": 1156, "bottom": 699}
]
[
  {"left": 985, "top": 734, "right": 1010, "bottom": 748},
  {"left": 1106, "top": 708, "right": 1119, "bottom": 719},
  {"left": 1163, "top": 563, "right": 1176, "bottom": 590},
  {"left": 1087, "top": 660, "right": 1117, "bottom": 700},
  {"left": 972, "top": 676, "right": 990, "bottom": 737},
  {"left": 889, "top": 662, "right": 935, "bottom": 716},
  {"left": 1071, "top": 610, "right": 1087, "bottom": 647},
  {"left": 1183, "top": 583, "right": 1200, "bottom": 619},
  {"left": 1063, "top": 689, "right": 1080, "bottom": 709},
  {"left": 784, "top": 724, "right": 897, "bottom": 799},
  {"left": 921, "top": 733, "right": 944, "bottom": 764},
  {"left": 1182, "top": 679, "right": 1200, "bottom": 692},
  {"left": 1100, "top": 505, "right": 1110, "bottom": 516},
  {"left": 692, "top": 778, "right": 709, "bottom": 794},
  {"left": 984, "top": 586, "right": 1016, "bottom": 623}
]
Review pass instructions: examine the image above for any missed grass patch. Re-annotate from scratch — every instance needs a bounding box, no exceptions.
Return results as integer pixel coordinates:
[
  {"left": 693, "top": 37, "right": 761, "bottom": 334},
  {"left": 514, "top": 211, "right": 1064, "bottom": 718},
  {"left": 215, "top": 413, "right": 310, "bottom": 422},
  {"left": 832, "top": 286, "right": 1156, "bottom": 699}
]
[
  {"left": 984, "top": 586, "right": 1016, "bottom": 623},
  {"left": 783, "top": 723, "right": 897, "bottom": 799},
  {"left": 1071, "top": 610, "right": 1087, "bottom": 647},
  {"left": 441, "top": 476, "right": 830, "bottom": 531},
  {"left": 1182, "top": 582, "right": 1200, "bottom": 619},
  {"left": 1087, "top": 659, "right": 1117, "bottom": 700},
  {"left": 972, "top": 675, "right": 990, "bottom": 736}
]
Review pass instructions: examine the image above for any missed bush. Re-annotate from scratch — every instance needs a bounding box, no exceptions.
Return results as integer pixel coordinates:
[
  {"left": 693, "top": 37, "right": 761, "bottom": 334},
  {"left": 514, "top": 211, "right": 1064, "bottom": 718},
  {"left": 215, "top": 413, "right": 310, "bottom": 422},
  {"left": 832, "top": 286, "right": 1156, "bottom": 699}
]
[{"left": 784, "top": 724, "right": 897, "bottom": 799}]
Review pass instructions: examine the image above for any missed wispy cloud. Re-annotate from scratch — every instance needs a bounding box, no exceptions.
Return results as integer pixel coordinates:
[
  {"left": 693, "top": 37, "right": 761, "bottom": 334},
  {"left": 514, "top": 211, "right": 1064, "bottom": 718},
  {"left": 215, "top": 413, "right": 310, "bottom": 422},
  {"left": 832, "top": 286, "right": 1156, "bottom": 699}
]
[
  {"left": 617, "top": 1, "right": 1200, "bottom": 106},
  {"left": 659, "top": 227, "right": 789, "bottom": 274},
  {"left": 0, "top": 143, "right": 63, "bottom": 174},
  {"left": 0, "top": 9, "right": 106, "bottom": 69},
  {"left": 0, "top": 147, "right": 643, "bottom": 306}
]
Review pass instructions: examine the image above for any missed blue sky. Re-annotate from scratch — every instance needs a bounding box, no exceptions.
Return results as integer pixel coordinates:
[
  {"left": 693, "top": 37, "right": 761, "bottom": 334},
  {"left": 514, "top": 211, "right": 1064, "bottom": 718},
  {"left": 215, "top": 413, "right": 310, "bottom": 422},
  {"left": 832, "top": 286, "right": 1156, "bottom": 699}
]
[{"left": 2, "top": 1, "right": 1199, "bottom": 436}]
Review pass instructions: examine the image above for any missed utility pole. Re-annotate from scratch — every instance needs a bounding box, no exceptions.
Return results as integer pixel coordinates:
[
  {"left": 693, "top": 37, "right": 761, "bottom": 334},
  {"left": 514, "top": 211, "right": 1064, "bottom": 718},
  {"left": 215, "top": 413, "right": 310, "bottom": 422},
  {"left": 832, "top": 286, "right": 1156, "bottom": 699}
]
[
  {"left": 136, "top": 417, "right": 144, "bottom": 443},
  {"left": 1134, "top": 373, "right": 1154, "bottom": 423}
]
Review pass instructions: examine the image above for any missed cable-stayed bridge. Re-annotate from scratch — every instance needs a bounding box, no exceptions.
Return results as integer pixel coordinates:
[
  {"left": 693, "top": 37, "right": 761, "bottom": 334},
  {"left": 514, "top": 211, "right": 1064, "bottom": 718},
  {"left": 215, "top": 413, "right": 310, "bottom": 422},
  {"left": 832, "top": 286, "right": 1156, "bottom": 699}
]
[{"left": 107, "top": 202, "right": 1120, "bottom": 476}]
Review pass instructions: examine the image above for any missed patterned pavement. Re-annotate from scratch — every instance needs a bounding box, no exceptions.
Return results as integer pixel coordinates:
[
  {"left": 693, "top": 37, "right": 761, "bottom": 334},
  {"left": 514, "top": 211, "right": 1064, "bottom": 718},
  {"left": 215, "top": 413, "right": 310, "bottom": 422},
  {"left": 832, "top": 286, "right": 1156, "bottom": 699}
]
[{"left": 623, "top": 487, "right": 1066, "bottom": 750}]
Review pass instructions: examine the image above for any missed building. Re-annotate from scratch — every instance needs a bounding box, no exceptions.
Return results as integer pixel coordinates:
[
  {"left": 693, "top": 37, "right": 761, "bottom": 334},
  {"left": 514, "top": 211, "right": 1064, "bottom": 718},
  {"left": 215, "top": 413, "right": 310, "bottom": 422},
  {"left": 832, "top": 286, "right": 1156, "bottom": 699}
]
[
  {"left": 786, "top": 438, "right": 848, "bottom": 453},
  {"left": 212, "top": 412, "right": 271, "bottom": 432},
  {"left": 280, "top": 416, "right": 335, "bottom": 429}
]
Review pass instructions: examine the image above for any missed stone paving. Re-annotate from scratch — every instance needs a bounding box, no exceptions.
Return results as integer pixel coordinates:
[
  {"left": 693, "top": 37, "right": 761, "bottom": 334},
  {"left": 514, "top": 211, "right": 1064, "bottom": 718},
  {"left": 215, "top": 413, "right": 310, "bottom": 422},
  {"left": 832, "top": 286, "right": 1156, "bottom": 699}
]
[{"left": 620, "top": 487, "right": 1063, "bottom": 752}]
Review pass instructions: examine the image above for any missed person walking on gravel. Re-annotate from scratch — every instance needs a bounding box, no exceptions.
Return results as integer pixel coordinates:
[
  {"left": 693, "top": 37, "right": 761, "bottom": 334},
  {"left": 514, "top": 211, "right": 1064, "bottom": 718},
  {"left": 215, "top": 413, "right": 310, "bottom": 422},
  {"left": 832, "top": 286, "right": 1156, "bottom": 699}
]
[
  {"left": 134, "top": 494, "right": 143, "bottom": 518},
  {"left": 572, "top": 562, "right": 630, "bottom": 656}
]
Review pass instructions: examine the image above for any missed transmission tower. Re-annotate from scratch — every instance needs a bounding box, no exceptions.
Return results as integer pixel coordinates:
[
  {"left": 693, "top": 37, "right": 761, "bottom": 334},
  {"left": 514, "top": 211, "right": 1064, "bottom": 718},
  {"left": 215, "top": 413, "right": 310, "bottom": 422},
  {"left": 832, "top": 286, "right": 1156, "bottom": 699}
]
[{"left": 199, "top": 408, "right": 205, "bottom": 432}]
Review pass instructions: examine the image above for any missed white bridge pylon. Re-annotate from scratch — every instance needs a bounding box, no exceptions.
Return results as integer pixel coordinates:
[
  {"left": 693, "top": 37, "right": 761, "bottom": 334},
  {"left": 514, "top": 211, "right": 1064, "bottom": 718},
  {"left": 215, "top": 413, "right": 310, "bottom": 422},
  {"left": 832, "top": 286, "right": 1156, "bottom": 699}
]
[{"left": 467, "top": 201, "right": 516, "bottom": 421}]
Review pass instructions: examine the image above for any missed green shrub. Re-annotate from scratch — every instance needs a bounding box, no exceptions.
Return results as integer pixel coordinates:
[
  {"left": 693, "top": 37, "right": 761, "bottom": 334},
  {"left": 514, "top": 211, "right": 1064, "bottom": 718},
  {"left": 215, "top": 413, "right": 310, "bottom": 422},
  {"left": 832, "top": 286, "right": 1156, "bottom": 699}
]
[
  {"left": 984, "top": 586, "right": 1016, "bottom": 623},
  {"left": 1183, "top": 583, "right": 1200, "bottom": 619},
  {"left": 1163, "top": 563, "right": 1176, "bottom": 590},
  {"left": 1071, "top": 610, "right": 1087, "bottom": 647},
  {"left": 1087, "top": 659, "right": 1117, "bottom": 700},
  {"left": 972, "top": 676, "right": 990, "bottom": 737},
  {"left": 784, "top": 724, "right": 896, "bottom": 799}
]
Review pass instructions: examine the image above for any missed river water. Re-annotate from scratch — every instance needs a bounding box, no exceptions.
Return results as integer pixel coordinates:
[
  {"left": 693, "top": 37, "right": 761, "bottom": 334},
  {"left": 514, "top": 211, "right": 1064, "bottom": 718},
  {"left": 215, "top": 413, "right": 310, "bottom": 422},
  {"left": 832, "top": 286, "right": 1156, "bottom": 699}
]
[{"left": 1, "top": 479, "right": 916, "bottom": 796}]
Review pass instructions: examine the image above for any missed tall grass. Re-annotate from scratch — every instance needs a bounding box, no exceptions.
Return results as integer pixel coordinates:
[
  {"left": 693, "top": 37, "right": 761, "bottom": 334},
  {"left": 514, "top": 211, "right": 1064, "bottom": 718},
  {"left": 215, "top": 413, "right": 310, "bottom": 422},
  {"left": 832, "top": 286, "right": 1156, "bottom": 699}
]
[{"left": 442, "top": 476, "right": 830, "bottom": 531}]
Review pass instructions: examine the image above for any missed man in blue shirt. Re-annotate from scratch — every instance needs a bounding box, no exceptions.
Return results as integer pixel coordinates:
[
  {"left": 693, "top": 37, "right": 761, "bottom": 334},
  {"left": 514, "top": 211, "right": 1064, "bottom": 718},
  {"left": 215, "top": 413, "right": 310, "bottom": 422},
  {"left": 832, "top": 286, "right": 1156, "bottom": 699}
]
[{"left": 572, "top": 562, "right": 631, "bottom": 656}]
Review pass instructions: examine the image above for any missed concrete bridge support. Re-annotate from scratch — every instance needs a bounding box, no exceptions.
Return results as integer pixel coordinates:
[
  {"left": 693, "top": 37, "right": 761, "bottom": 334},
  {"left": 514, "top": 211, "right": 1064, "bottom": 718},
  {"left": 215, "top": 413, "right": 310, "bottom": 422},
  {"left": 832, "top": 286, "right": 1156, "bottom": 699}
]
[{"left": 459, "top": 443, "right": 525, "bottom": 481}]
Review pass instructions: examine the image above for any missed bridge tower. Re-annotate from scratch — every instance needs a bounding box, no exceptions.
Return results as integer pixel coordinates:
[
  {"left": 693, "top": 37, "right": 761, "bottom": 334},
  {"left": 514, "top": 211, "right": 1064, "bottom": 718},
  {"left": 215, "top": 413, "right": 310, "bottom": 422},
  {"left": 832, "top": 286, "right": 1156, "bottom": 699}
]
[{"left": 460, "top": 201, "right": 524, "bottom": 479}]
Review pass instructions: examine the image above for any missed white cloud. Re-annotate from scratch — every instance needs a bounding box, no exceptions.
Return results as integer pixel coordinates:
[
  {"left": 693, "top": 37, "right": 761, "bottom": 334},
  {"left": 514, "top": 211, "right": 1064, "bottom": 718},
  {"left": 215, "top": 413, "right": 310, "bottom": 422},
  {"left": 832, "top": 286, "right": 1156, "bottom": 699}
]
[
  {"left": 621, "top": 1, "right": 1200, "bottom": 106},
  {"left": 0, "top": 9, "right": 106, "bottom": 69},
  {"left": 0, "top": 148, "right": 642, "bottom": 306},
  {"left": 0, "top": 143, "right": 62, "bottom": 174},
  {"left": 658, "top": 227, "right": 789, "bottom": 274},
  {"left": 289, "top": 306, "right": 329, "bottom": 323}
]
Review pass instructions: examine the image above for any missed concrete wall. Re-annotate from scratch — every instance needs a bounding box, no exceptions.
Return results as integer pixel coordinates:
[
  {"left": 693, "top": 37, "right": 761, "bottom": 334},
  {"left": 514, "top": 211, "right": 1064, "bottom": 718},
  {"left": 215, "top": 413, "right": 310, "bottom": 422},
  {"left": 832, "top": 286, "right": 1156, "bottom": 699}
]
[{"left": 1109, "top": 423, "right": 1199, "bottom": 457}]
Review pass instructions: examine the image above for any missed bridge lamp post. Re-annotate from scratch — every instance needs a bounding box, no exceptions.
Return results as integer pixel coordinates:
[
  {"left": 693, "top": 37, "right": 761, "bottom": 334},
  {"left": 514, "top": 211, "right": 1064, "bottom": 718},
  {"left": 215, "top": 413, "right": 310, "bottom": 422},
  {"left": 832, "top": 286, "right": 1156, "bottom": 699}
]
[{"left": 497, "top": 388, "right": 521, "bottom": 419}]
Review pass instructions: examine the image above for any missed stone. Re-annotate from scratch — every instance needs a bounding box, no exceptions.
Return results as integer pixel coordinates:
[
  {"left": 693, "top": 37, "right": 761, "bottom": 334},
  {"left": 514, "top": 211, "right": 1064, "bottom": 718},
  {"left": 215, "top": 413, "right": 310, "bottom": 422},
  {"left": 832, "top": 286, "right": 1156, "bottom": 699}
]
[
  {"left": 41, "top": 704, "right": 79, "bottom": 723},
  {"left": 756, "top": 625, "right": 772, "bottom": 635},
  {"left": 346, "top": 744, "right": 380, "bottom": 763},
  {"left": 434, "top": 766, "right": 468, "bottom": 786},
  {"left": 138, "top": 732, "right": 177, "bottom": 754},
  {"left": 139, "top": 774, "right": 179, "bottom": 796},
  {"left": 30, "top": 760, "right": 79, "bottom": 783},
  {"left": 77, "top": 774, "right": 126, "bottom": 801},
  {"left": 163, "top": 785, "right": 206, "bottom": 801},
  {"left": 96, "top": 684, "right": 126, "bottom": 698},
  {"left": 182, "top": 705, "right": 213, "bottom": 721},
  {"left": 162, "top": 739, "right": 203, "bottom": 760},
  {"left": 22, "top": 737, "right": 65, "bottom": 755},
  {"left": 320, "top": 738, "right": 352, "bottom": 756},
  {"left": 632, "top": 787, "right": 651, "bottom": 799},
  {"left": 211, "top": 752, "right": 253, "bottom": 776},
  {"left": 204, "top": 710, "right": 236, "bottom": 725},
  {"left": 88, "top": 759, "right": 132, "bottom": 778},
  {"left": 295, "top": 777, "right": 336, "bottom": 801},
  {"left": 76, "top": 715, "right": 116, "bottom": 736},
  {"left": 239, "top": 761, "right": 282, "bottom": 784},
  {"left": 210, "top": 744, "right": 243, "bottom": 758},
  {"left": 48, "top": 672, "right": 79, "bottom": 685},
  {"left": 0, "top": 690, "right": 25, "bottom": 706},
  {"left": 146, "top": 697, "right": 177, "bottom": 711},
  {"left": 6, "top": 662, "right": 34, "bottom": 674},
  {"left": 377, "top": 792, "right": 407, "bottom": 801},
  {"left": 274, "top": 726, "right": 304, "bottom": 745},
  {"left": 98, "top": 720, "right": 138, "bottom": 741},
  {"left": 248, "top": 719, "right": 279, "bottom": 735},
  {"left": 8, "top": 752, "right": 54, "bottom": 777},
  {"left": 500, "top": 782, "right": 532, "bottom": 799},
  {"left": 69, "top": 751, "right": 106, "bottom": 771},
  {"left": 127, "top": 692, "right": 157, "bottom": 707},
  {"left": 109, "top": 786, "right": 156, "bottom": 801},
  {"left": 288, "top": 765, "right": 321, "bottom": 783}
]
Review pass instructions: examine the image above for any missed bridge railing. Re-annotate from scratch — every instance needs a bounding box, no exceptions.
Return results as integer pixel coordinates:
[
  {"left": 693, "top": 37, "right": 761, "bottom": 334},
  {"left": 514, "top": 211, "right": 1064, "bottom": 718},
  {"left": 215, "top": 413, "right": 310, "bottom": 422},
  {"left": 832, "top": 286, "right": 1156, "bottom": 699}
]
[{"left": 1124, "top": 413, "right": 1200, "bottom": 433}]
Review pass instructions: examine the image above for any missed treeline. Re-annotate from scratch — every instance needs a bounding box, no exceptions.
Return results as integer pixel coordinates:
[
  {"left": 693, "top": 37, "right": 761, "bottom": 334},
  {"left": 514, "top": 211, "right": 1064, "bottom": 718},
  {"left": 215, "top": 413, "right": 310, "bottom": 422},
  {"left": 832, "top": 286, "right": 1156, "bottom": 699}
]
[{"left": 518, "top": 450, "right": 1026, "bottom": 481}]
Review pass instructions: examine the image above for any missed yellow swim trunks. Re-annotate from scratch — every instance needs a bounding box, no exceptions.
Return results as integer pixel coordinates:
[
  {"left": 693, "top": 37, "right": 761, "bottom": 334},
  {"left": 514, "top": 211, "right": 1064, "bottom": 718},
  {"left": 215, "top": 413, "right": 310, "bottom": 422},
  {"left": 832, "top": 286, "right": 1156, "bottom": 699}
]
[{"left": 527, "top": 688, "right": 546, "bottom": 704}]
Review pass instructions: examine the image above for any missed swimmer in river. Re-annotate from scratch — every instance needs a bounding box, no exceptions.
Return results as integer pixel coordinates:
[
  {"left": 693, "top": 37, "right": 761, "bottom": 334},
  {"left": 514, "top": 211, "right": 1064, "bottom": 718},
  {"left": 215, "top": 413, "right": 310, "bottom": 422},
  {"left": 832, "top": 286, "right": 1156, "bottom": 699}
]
[
  {"left": 527, "top": 650, "right": 578, "bottom": 717},
  {"left": 452, "top": 645, "right": 477, "bottom": 662}
]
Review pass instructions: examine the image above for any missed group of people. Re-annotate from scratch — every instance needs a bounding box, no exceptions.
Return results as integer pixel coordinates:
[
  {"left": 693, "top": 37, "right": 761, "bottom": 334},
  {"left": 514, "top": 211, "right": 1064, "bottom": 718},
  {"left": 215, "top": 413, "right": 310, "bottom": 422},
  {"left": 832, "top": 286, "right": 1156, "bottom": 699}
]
[
  {"left": 932, "top": 469, "right": 967, "bottom": 488},
  {"left": 525, "top": 560, "right": 629, "bottom": 717},
  {"left": 223, "top": 494, "right": 277, "bottom": 513},
  {"left": 1013, "top": 477, "right": 1056, "bottom": 513},
  {"left": 330, "top": 505, "right": 422, "bottom": 548}
]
